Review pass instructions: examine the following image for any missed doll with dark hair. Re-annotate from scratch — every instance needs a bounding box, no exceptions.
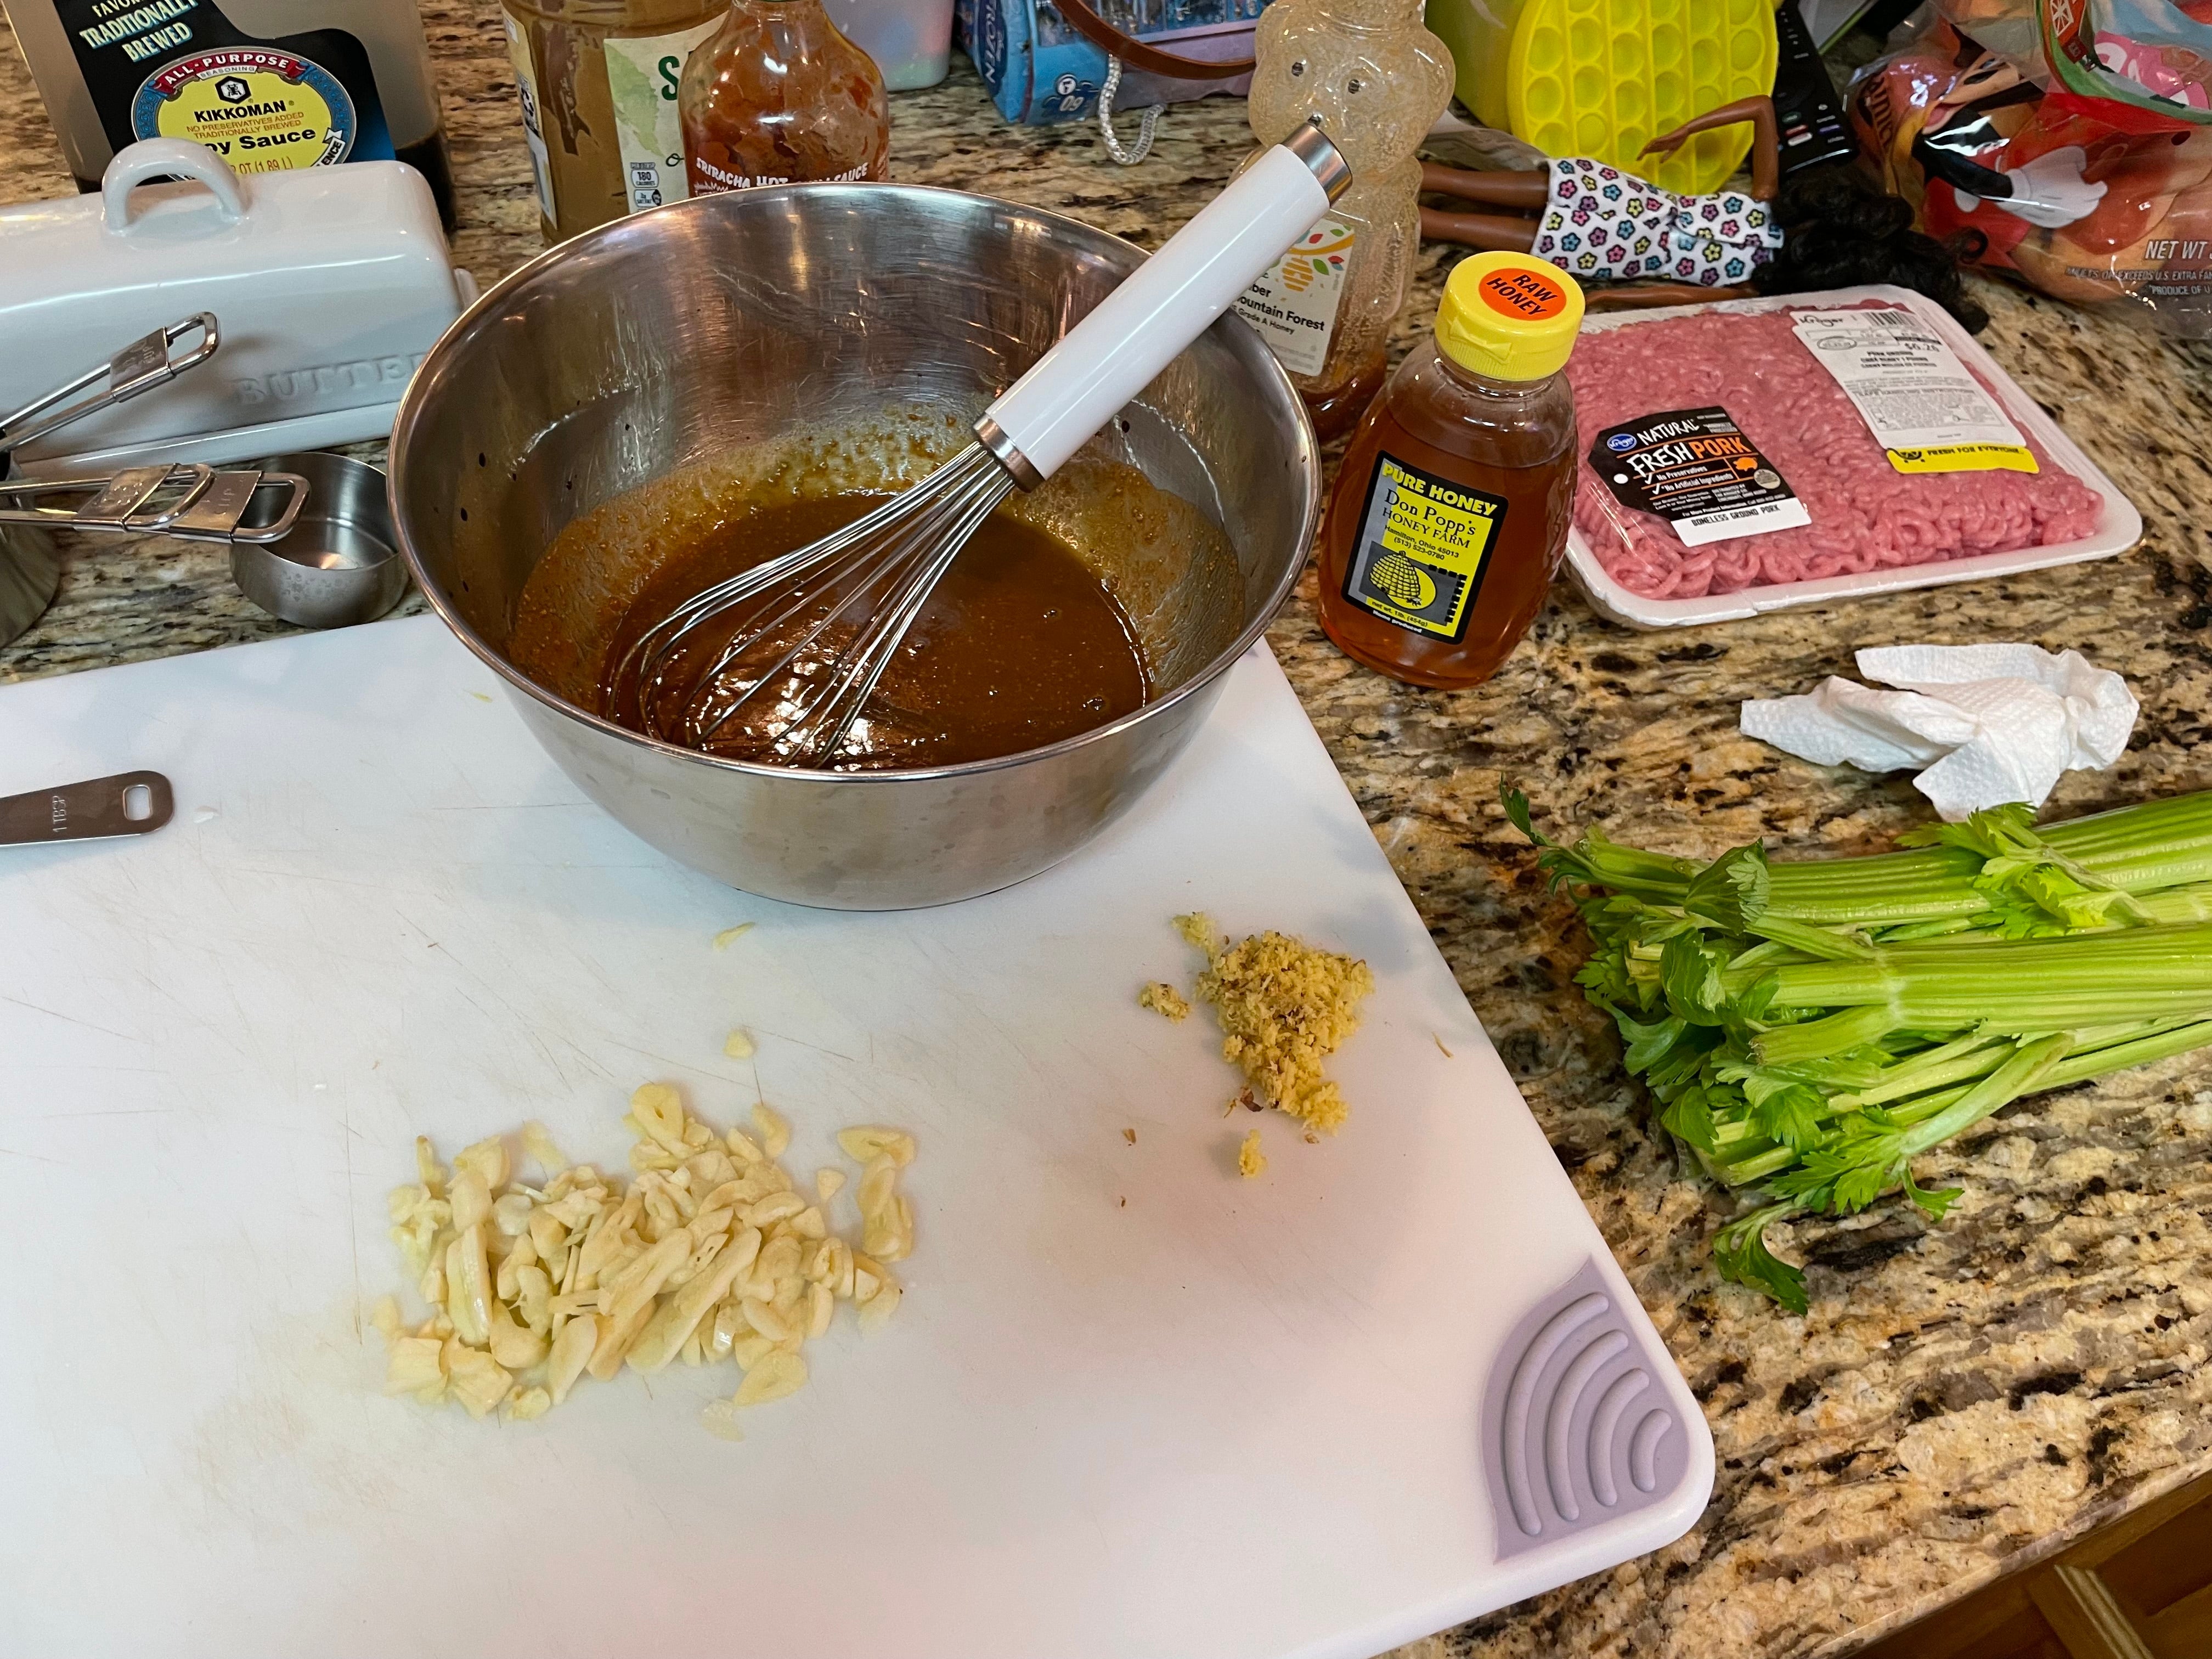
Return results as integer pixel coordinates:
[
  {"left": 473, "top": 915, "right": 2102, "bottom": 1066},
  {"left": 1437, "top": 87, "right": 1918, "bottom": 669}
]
[{"left": 1418, "top": 95, "right": 1988, "bottom": 331}]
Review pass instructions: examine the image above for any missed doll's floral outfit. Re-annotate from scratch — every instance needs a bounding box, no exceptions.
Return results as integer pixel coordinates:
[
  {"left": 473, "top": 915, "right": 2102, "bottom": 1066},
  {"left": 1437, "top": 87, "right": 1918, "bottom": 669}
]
[{"left": 1531, "top": 156, "right": 1782, "bottom": 284}]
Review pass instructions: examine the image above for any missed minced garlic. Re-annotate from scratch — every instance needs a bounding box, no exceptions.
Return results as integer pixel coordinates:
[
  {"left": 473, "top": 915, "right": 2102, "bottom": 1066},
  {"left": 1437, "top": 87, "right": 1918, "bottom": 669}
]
[
  {"left": 1167, "top": 912, "right": 1374, "bottom": 1135},
  {"left": 380, "top": 1086, "right": 916, "bottom": 1432}
]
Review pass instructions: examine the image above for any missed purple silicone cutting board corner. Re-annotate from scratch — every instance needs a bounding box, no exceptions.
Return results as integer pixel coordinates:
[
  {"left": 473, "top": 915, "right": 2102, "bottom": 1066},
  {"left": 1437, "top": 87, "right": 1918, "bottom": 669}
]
[{"left": 0, "top": 616, "right": 1711, "bottom": 1659}]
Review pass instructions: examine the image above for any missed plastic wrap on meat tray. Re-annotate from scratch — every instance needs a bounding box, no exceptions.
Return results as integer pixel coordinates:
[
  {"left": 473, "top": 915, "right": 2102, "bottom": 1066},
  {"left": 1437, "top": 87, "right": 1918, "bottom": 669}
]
[{"left": 1564, "top": 303, "right": 2105, "bottom": 601}]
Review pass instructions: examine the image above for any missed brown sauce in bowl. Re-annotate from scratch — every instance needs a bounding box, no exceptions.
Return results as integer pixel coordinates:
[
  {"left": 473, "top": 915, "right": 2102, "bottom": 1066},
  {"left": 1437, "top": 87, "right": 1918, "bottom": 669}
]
[
  {"left": 506, "top": 414, "right": 1245, "bottom": 773},
  {"left": 595, "top": 494, "right": 1149, "bottom": 770}
]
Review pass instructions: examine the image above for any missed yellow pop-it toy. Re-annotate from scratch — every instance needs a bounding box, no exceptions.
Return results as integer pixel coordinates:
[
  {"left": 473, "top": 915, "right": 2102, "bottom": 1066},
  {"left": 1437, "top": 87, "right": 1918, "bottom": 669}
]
[{"left": 1428, "top": 0, "right": 1779, "bottom": 196}]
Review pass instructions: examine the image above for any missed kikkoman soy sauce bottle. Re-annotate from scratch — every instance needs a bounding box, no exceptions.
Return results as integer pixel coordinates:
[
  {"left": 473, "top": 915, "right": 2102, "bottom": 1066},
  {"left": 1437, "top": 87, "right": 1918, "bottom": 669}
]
[
  {"left": 1317, "top": 252, "right": 1583, "bottom": 690},
  {"left": 10, "top": 0, "right": 455, "bottom": 227}
]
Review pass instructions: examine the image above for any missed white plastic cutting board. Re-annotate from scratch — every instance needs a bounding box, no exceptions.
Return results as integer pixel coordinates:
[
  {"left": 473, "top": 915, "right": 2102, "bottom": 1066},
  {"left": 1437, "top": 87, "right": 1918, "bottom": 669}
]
[{"left": 0, "top": 617, "right": 1710, "bottom": 1659}]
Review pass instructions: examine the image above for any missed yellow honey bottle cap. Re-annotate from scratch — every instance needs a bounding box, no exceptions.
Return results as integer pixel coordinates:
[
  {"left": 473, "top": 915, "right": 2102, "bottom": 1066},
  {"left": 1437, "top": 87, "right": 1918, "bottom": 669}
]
[{"left": 1434, "top": 252, "right": 1585, "bottom": 381}]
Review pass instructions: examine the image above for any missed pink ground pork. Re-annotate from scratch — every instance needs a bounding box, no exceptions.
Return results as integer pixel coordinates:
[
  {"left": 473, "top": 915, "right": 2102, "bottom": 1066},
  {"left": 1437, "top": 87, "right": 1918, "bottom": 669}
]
[{"left": 1565, "top": 305, "right": 2104, "bottom": 600}]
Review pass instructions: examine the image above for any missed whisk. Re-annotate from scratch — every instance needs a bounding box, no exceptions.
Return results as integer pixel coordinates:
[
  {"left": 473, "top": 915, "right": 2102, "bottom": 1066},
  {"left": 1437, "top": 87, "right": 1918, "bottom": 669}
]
[{"left": 613, "top": 121, "right": 1351, "bottom": 767}]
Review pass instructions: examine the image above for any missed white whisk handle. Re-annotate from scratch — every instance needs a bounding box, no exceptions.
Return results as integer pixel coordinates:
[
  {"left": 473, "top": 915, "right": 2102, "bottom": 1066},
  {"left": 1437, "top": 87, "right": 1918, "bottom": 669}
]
[{"left": 977, "top": 123, "right": 1351, "bottom": 488}]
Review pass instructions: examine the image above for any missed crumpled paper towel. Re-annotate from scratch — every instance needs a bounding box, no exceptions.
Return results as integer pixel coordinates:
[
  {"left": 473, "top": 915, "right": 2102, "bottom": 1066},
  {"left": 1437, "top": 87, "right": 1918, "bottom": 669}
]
[{"left": 1739, "top": 644, "right": 2138, "bottom": 821}]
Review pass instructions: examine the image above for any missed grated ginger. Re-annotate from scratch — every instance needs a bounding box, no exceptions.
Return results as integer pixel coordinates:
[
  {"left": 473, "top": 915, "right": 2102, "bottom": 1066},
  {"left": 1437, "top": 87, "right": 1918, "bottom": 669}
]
[
  {"left": 1237, "top": 1128, "right": 1267, "bottom": 1179},
  {"left": 1167, "top": 912, "right": 1373, "bottom": 1135},
  {"left": 1173, "top": 912, "right": 1222, "bottom": 956},
  {"left": 1138, "top": 981, "right": 1190, "bottom": 1022}
]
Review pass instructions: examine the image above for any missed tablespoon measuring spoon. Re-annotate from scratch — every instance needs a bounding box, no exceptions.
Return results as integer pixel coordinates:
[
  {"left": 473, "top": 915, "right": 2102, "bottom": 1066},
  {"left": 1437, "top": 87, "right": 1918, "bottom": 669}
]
[{"left": 0, "top": 770, "right": 173, "bottom": 845}]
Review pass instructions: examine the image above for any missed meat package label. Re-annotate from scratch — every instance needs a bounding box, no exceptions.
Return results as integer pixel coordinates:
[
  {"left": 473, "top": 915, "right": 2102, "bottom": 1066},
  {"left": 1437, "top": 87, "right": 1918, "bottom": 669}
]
[
  {"left": 1792, "top": 308, "right": 2036, "bottom": 476},
  {"left": 1589, "top": 406, "right": 1812, "bottom": 548}
]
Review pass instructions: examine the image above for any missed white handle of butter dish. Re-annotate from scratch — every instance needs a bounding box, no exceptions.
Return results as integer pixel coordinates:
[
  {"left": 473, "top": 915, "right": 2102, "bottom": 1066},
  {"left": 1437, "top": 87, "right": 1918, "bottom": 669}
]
[
  {"left": 976, "top": 121, "right": 1351, "bottom": 487},
  {"left": 103, "top": 139, "right": 249, "bottom": 233}
]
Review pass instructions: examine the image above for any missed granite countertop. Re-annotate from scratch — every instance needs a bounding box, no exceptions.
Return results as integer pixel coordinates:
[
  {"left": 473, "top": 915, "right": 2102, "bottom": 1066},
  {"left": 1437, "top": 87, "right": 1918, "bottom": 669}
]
[{"left": 5, "top": 10, "right": 2211, "bottom": 1655}]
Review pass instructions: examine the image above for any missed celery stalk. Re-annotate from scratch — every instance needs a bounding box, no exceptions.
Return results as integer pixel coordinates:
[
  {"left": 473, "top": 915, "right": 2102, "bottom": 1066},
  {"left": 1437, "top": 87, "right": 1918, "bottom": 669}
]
[
  {"left": 1896, "top": 1034, "right": 2070, "bottom": 1157},
  {"left": 1506, "top": 784, "right": 2212, "bottom": 1311}
]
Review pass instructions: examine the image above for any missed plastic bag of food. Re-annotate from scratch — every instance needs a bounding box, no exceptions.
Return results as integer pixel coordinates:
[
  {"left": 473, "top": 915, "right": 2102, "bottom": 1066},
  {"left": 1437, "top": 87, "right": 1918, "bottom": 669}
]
[
  {"left": 1849, "top": 0, "right": 2212, "bottom": 335},
  {"left": 2052, "top": 0, "right": 2212, "bottom": 116}
]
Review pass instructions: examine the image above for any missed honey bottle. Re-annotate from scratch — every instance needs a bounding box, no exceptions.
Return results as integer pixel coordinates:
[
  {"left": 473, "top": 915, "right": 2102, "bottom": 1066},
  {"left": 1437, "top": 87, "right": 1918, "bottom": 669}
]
[
  {"left": 677, "top": 0, "right": 889, "bottom": 196},
  {"left": 1317, "top": 252, "right": 1583, "bottom": 690},
  {"left": 1240, "top": 0, "right": 1454, "bottom": 439}
]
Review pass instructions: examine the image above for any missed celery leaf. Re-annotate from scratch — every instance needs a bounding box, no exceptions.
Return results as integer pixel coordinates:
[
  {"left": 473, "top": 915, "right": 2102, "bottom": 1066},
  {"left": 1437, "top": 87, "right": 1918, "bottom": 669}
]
[{"left": 1713, "top": 1207, "right": 1809, "bottom": 1313}]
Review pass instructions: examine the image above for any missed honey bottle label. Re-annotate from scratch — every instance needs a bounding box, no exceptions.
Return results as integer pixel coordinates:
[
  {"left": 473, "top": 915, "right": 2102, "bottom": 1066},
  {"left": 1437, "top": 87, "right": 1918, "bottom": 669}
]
[
  {"left": 1234, "top": 218, "right": 1355, "bottom": 379},
  {"left": 1339, "top": 451, "right": 1507, "bottom": 642}
]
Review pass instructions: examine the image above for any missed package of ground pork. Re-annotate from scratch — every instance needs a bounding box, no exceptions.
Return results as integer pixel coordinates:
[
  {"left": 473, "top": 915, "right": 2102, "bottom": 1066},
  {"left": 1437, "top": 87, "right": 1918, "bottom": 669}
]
[{"left": 1561, "top": 285, "right": 2140, "bottom": 629}]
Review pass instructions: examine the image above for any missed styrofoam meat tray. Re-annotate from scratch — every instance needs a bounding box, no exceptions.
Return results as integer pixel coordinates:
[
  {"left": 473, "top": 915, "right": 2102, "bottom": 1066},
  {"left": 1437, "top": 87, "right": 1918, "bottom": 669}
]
[{"left": 1562, "top": 284, "right": 2143, "bottom": 630}]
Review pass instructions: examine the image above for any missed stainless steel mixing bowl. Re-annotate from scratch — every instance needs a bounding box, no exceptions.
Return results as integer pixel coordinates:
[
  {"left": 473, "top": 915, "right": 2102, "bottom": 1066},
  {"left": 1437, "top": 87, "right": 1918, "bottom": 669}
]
[{"left": 388, "top": 183, "right": 1321, "bottom": 910}]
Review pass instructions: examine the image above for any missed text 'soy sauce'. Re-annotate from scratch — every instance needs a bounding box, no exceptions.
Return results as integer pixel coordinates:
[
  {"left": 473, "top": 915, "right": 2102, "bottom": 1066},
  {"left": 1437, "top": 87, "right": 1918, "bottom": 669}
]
[{"left": 1317, "top": 251, "right": 1584, "bottom": 689}]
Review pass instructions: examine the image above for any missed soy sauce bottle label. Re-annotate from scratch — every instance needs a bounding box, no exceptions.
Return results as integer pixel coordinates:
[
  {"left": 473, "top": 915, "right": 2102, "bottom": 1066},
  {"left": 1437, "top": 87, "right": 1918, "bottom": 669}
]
[
  {"left": 131, "top": 48, "right": 359, "bottom": 167},
  {"left": 1339, "top": 452, "right": 1509, "bottom": 643},
  {"left": 58, "top": 0, "right": 394, "bottom": 171}
]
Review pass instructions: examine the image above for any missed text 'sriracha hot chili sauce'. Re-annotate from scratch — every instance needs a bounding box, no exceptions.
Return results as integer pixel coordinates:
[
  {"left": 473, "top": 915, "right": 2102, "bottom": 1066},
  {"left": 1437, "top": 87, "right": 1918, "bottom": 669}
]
[{"left": 678, "top": 0, "right": 888, "bottom": 199}]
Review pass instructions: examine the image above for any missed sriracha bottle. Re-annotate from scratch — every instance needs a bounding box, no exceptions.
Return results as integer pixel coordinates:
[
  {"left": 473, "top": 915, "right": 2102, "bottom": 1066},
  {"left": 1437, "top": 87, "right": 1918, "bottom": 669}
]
[{"left": 678, "top": 0, "right": 889, "bottom": 196}]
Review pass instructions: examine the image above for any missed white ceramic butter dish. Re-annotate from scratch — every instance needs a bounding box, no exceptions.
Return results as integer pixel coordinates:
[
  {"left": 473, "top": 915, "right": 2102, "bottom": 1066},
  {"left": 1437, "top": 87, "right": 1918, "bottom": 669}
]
[{"left": 0, "top": 139, "right": 475, "bottom": 477}]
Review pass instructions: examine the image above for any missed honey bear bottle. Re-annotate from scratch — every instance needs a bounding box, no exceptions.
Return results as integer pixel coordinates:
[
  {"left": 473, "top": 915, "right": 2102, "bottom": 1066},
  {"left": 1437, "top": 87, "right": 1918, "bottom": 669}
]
[{"left": 1239, "top": 0, "right": 1454, "bottom": 439}]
